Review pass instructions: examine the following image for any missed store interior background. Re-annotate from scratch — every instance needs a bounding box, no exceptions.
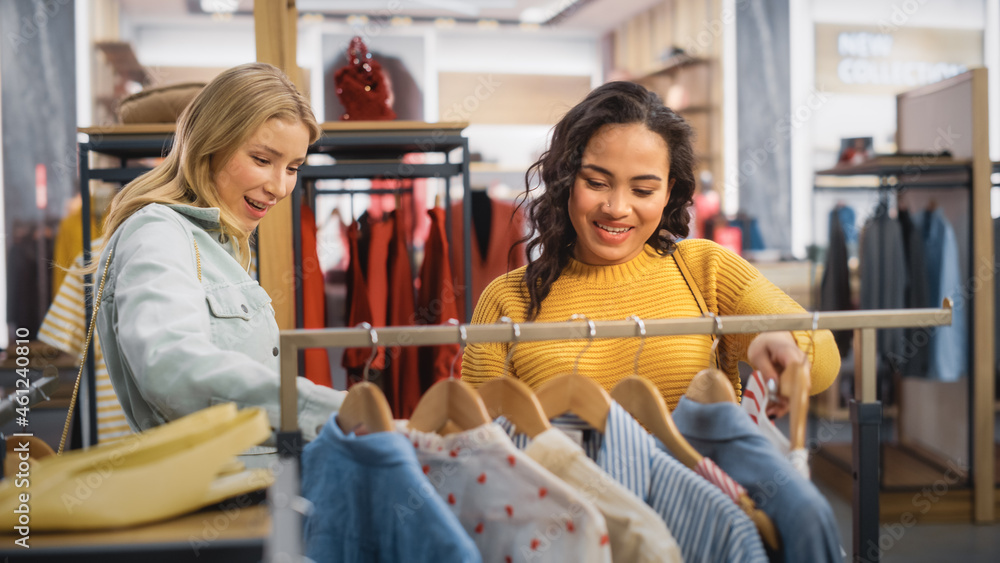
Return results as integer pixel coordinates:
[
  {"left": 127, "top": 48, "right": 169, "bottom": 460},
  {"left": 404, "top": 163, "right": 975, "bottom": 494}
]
[{"left": 3, "top": 0, "right": 1000, "bottom": 559}]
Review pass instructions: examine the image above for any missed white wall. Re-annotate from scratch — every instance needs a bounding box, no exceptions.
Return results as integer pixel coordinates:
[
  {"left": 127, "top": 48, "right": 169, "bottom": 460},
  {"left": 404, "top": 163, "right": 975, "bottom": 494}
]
[
  {"left": 435, "top": 30, "right": 600, "bottom": 181},
  {"left": 131, "top": 17, "right": 257, "bottom": 68}
]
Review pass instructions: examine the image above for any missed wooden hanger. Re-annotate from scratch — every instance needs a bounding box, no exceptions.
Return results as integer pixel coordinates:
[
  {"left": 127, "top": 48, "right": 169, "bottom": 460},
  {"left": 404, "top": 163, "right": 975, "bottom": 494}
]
[
  {"left": 686, "top": 314, "right": 738, "bottom": 404},
  {"left": 534, "top": 317, "right": 611, "bottom": 432},
  {"left": 338, "top": 382, "right": 395, "bottom": 435},
  {"left": 476, "top": 318, "right": 551, "bottom": 438},
  {"left": 781, "top": 311, "right": 816, "bottom": 451},
  {"left": 612, "top": 377, "right": 702, "bottom": 468},
  {"left": 611, "top": 316, "right": 703, "bottom": 469},
  {"left": 781, "top": 360, "right": 810, "bottom": 451},
  {"left": 685, "top": 367, "right": 738, "bottom": 404},
  {"left": 337, "top": 325, "right": 395, "bottom": 435},
  {"left": 409, "top": 379, "right": 491, "bottom": 433},
  {"left": 408, "top": 323, "right": 491, "bottom": 434}
]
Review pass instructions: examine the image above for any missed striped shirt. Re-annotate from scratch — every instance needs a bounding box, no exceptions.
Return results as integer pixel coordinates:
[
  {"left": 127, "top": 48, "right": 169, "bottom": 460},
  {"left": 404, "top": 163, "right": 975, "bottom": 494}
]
[
  {"left": 39, "top": 250, "right": 132, "bottom": 444},
  {"left": 501, "top": 403, "right": 768, "bottom": 563}
]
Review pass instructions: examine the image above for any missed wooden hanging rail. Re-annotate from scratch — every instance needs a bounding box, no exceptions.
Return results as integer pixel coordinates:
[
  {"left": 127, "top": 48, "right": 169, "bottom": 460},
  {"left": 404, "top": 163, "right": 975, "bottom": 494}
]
[
  {"left": 279, "top": 301, "right": 952, "bottom": 428},
  {"left": 279, "top": 303, "right": 952, "bottom": 352}
]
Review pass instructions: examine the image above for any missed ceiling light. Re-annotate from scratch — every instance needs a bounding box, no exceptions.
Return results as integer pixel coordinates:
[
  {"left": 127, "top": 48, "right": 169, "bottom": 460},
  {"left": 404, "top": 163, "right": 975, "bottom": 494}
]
[
  {"left": 477, "top": 19, "right": 499, "bottom": 30},
  {"left": 521, "top": 0, "right": 583, "bottom": 24},
  {"left": 520, "top": 7, "right": 549, "bottom": 24},
  {"left": 346, "top": 14, "right": 369, "bottom": 26},
  {"left": 200, "top": 0, "right": 238, "bottom": 13},
  {"left": 391, "top": 16, "right": 413, "bottom": 27},
  {"left": 435, "top": 17, "right": 456, "bottom": 28}
]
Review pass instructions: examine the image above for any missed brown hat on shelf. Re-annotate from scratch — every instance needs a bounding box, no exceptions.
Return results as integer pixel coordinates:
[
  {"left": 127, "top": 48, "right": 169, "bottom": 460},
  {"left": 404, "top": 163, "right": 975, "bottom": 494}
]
[
  {"left": 118, "top": 82, "right": 205, "bottom": 124},
  {"left": 333, "top": 36, "right": 396, "bottom": 121}
]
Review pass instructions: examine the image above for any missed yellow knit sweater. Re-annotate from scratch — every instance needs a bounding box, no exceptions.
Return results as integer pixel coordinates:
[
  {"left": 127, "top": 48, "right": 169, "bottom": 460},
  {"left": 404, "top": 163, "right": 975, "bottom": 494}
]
[{"left": 461, "top": 239, "right": 840, "bottom": 409}]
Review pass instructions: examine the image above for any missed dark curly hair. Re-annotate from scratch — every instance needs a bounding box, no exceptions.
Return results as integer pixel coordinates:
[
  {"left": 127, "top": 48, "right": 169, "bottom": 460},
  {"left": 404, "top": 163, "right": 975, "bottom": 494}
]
[{"left": 514, "top": 81, "right": 696, "bottom": 320}]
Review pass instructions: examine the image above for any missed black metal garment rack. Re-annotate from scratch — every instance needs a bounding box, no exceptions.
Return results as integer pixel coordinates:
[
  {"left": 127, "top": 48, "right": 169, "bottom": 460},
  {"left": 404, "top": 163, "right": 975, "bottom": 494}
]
[
  {"left": 814, "top": 157, "right": 976, "bottom": 562},
  {"left": 289, "top": 123, "right": 474, "bottom": 337}
]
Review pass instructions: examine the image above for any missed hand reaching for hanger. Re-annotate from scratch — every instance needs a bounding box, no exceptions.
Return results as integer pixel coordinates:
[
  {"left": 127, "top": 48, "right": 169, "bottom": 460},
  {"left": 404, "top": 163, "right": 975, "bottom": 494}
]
[{"left": 747, "top": 332, "right": 809, "bottom": 419}]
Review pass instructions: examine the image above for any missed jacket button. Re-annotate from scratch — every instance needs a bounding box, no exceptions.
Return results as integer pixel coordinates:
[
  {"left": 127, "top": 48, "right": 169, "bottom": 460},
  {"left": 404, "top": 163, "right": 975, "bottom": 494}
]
[
  {"left": 241, "top": 304, "right": 248, "bottom": 313},
  {"left": 272, "top": 347, "right": 279, "bottom": 356}
]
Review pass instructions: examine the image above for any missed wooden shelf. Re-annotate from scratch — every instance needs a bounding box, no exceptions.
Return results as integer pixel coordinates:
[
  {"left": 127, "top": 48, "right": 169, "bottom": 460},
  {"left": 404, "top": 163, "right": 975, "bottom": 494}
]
[
  {"left": 79, "top": 120, "right": 469, "bottom": 138},
  {"left": 815, "top": 155, "right": 972, "bottom": 177},
  {"left": 634, "top": 55, "right": 710, "bottom": 82},
  {"left": 4, "top": 504, "right": 269, "bottom": 560}
]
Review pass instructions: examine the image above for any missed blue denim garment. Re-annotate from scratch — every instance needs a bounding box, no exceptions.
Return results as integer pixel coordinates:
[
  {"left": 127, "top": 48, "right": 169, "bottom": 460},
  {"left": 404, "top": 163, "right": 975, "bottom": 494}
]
[
  {"left": 835, "top": 205, "right": 857, "bottom": 247},
  {"left": 919, "top": 209, "right": 968, "bottom": 381},
  {"left": 302, "top": 416, "right": 481, "bottom": 563},
  {"left": 671, "top": 397, "right": 841, "bottom": 563},
  {"left": 96, "top": 203, "right": 344, "bottom": 441}
]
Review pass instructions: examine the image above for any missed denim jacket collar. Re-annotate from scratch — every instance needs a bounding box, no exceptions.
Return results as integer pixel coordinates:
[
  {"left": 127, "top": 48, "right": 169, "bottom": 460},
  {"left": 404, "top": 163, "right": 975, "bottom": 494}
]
[
  {"left": 164, "top": 204, "right": 241, "bottom": 261},
  {"left": 165, "top": 203, "right": 221, "bottom": 228}
]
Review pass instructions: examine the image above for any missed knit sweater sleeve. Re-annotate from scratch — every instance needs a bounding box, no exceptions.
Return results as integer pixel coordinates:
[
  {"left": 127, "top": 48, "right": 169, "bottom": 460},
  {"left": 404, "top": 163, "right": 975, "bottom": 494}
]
[
  {"left": 460, "top": 270, "right": 526, "bottom": 388},
  {"left": 679, "top": 239, "right": 840, "bottom": 395}
]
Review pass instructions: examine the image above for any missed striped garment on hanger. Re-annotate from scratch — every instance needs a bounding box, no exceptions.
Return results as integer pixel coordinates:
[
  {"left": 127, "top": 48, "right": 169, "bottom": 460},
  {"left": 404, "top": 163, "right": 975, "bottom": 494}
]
[{"left": 500, "top": 402, "right": 768, "bottom": 563}]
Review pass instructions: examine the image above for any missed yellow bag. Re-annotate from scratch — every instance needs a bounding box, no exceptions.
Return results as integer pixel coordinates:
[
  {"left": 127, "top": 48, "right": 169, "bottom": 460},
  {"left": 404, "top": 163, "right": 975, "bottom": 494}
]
[{"left": 0, "top": 403, "right": 274, "bottom": 531}]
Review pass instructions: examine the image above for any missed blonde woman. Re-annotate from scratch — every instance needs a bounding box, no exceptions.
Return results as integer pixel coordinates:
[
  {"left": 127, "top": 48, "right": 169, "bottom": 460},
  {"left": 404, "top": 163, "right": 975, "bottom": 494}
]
[{"left": 92, "top": 63, "right": 344, "bottom": 448}]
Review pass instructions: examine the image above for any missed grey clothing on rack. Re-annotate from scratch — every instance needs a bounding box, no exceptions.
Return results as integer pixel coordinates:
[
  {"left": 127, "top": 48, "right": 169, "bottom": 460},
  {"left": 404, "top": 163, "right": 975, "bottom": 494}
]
[{"left": 859, "top": 209, "right": 908, "bottom": 375}]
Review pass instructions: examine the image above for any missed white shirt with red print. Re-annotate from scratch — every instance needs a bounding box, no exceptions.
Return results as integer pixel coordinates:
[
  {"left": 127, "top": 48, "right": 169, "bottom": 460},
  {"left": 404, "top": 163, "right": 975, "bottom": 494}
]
[{"left": 398, "top": 422, "right": 612, "bottom": 563}]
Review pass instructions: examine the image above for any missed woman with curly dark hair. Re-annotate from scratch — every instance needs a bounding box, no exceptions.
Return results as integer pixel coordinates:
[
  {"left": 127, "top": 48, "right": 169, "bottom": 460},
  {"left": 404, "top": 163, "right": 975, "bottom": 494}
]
[{"left": 462, "top": 81, "right": 839, "bottom": 413}]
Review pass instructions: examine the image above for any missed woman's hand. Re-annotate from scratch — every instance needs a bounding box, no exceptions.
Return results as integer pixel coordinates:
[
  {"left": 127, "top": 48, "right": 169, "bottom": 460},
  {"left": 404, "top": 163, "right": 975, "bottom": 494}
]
[{"left": 747, "top": 332, "right": 809, "bottom": 418}]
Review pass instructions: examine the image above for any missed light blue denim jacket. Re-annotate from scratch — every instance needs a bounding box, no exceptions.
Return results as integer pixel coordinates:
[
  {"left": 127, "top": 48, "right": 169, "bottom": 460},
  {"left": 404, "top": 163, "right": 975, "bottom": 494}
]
[{"left": 95, "top": 203, "right": 344, "bottom": 441}]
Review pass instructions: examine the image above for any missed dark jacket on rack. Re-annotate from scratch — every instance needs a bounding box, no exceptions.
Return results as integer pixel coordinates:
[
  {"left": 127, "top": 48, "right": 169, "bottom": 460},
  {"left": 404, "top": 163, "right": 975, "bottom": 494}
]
[
  {"left": 859, "top": 208, "right": 908, "bottom": 376},
  {"left": 897, "top": 209, "right": 930, "bottom": 376},
  {"left": 820, "top": 207, "right": 853, "bottom": 356}
]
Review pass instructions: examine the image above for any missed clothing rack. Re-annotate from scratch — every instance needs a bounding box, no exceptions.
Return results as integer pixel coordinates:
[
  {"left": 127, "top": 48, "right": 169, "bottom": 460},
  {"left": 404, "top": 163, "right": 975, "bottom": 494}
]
[
  {"left": 276, "top": 303, "right": 953, "bottom": 563},
  {"left": 289, "top": 123, "right": 474, "bottom": 335}
]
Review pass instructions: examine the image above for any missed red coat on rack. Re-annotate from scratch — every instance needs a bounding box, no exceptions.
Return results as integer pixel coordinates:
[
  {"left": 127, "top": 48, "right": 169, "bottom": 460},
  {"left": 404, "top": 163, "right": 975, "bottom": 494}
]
[
  {"left": 450, "top": 197, "right": 528, "bottom": 321},
  {"left": 386, "top": 212, "right": 421, "bottom": 418},
  {"left": 416, "top": 207, "right": 461, "bottom": 388},
  {"left": 300, "top": 204, "right": 332, "bottom": 387}
]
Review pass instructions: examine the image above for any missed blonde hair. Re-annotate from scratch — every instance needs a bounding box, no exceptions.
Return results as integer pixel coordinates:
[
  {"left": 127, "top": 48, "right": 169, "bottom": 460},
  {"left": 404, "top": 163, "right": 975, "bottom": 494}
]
[{"left": 84, "top": 62, "right": 320, "bottom": 273}]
